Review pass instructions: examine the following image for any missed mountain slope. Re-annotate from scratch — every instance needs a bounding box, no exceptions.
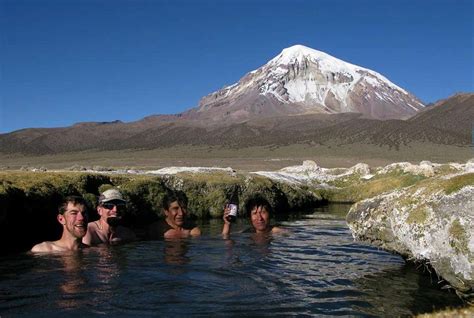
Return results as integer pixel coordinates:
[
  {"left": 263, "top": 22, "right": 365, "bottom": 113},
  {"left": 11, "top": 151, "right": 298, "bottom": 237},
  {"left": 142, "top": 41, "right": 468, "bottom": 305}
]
[
  {"left": 187, "top": 45, "right": 425, "bottom": 121},
  {"left": 408, "top": 93, "right": 474, "bottom": 134},
  {"left": 0, "top": 93, "right": 471, "bottom": 156}
]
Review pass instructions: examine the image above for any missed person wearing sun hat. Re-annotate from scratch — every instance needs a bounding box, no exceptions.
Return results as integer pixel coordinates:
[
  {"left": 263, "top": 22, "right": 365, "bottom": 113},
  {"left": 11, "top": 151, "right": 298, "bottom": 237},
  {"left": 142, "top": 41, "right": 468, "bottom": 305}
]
[{"left": 82, "top": 188, "right": 136, "bottom": 246}]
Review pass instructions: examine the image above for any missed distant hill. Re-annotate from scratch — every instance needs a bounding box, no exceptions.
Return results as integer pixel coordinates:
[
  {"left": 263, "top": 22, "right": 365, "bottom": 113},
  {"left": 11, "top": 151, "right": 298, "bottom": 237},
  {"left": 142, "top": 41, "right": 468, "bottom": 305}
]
[
  {"left": 408, "top": 93, "right": 473, "bottom": 135},
  {"left": 0, "top": 93, "right": 472, "bottom": 156}
]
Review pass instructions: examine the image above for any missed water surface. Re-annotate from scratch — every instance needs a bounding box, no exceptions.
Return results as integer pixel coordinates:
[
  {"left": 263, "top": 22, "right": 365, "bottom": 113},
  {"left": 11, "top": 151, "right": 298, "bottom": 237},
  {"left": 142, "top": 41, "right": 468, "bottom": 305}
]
[{"left": 0, "top": 204, "right": 462, "bottom": 316}]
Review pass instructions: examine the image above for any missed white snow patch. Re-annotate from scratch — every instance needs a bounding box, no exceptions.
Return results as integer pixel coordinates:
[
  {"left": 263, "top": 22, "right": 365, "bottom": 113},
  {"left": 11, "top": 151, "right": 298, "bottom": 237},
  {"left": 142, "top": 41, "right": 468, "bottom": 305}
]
[
  {"left": 374, "top": 92, "right": 384, "bottom": 100},
  {"left": 364, "top": 76, "right": 381, "bottom": 88},
  {"left": 406, "top": 103, "right": 419, "bottom": 111},
  {"left": 268, "top": 45, "right": 409, "bottom": 95}
]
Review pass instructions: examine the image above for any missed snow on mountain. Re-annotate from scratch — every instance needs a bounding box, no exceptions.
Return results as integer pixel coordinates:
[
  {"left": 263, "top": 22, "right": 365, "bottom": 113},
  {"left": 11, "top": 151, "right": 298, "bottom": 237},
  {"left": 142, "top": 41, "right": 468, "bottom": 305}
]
[{"left": 192, "top": 45, "right": 425, "bottom": 121}]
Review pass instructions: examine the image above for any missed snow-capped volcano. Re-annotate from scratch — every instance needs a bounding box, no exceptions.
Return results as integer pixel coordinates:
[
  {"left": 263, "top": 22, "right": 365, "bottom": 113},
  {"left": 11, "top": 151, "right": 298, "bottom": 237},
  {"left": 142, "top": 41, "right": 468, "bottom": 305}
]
[{"left": 191, "top": 44, "right": 425, "bottom": 121}]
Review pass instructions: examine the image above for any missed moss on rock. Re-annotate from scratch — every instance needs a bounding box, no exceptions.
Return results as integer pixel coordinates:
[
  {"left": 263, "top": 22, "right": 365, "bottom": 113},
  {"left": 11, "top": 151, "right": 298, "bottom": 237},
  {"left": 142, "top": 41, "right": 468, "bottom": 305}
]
[
  {"left": 443, "top": 173, "right": 474, "bottom": 195},
  {"left": 406, "top": 205, "right": 429, "bottom": 225},
  {"left": 449, "top": 220, "right": 469, "bottom": 255}
]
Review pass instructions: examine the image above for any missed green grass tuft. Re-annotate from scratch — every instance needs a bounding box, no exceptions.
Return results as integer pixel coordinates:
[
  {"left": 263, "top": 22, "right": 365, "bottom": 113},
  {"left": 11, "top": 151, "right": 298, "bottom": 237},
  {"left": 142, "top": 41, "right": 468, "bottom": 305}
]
[{"left": 442, "top": 173, "right": 474, "bottom": 195}]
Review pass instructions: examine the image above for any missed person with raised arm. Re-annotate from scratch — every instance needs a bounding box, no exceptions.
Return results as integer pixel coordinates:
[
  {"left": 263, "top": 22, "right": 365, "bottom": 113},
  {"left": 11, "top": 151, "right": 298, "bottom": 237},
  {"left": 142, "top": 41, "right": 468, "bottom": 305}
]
[{"left": 222, "top": 194, "right": 286, "bottom": 237}]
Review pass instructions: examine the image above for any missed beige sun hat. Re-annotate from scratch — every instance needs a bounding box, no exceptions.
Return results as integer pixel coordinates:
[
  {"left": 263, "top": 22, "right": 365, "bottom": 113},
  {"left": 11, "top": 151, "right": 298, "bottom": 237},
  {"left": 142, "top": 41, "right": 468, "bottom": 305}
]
[{"left": 99, "top": 189, "right": 126, "bottom": 203}]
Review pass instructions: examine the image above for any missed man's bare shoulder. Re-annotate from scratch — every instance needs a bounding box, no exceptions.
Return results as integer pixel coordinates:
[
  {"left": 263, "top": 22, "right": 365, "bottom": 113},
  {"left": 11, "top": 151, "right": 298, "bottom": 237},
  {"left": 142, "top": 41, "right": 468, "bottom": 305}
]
[
  {"left": 31, "top": 241, "right": 56, "bottom": 253},
  {"left": 190, "top": 226, "right": 201, "bottom": 236},
  {"left": 82, "top": 222, "right": 97, "bottom": 245},
  {"left": 86, "top": 221, "right": 99, "bottom": 233},
  {"left": 271, "top": 226, "right": 289, "bottom": 234}
]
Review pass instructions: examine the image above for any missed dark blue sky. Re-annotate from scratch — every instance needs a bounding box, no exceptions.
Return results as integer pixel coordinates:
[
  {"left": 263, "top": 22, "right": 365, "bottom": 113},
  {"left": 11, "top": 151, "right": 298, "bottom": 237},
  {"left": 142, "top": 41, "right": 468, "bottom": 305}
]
[{"left": 1, "top": 0, "right": 472, "bottom": 133}]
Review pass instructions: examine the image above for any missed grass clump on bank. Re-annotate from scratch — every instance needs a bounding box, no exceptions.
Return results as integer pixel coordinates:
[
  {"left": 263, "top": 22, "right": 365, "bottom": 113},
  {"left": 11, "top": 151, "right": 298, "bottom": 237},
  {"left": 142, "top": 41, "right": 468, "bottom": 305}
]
[
  {"left": 442, "top": 173, "right": 474, "bottom": 195},
  {"left": 323, "top": 171, "right": 426, "bottom": 202}
]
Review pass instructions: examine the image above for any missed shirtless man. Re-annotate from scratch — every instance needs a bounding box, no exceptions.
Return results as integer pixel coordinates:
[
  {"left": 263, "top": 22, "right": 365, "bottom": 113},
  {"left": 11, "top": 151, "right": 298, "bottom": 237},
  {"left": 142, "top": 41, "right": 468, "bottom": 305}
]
[
  {"left": 82, "top": 189, "right": 136, "bottom": 246},
  {"left": 31, "top": 196, "right": 89, "bottom": 253},
  {"left": 147, "top": 191, "right": 201, "bottom": 239},
  {"left": 222, "top": 194, "right": 285, "bottom": 237}
]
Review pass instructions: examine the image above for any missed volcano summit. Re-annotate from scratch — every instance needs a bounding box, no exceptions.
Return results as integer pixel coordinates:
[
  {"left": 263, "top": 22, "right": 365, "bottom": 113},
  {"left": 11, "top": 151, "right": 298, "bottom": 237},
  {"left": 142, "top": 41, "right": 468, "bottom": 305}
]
[{"left": 188, "top": 45, "right": 425, "bottom": 121}]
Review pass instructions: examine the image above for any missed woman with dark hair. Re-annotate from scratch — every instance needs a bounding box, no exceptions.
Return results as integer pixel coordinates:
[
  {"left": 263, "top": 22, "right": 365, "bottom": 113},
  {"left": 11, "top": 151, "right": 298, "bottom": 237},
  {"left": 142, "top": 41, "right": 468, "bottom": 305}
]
[{"left": 222, "top": 194, "right": 285, "bottom": 237}]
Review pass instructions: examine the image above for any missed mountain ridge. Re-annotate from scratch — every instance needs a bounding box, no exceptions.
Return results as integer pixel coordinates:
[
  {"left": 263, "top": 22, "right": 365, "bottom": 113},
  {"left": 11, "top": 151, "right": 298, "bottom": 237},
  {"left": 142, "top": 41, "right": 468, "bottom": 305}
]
[{"left": 0, "top": 93, "right": 472, "bottom": 156}]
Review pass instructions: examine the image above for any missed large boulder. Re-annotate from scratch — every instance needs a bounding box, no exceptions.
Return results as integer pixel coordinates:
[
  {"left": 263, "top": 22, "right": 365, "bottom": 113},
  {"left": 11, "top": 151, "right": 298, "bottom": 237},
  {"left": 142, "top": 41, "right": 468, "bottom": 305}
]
[{"left": 346, "top": 171, "right": 474, "bottom": 295}]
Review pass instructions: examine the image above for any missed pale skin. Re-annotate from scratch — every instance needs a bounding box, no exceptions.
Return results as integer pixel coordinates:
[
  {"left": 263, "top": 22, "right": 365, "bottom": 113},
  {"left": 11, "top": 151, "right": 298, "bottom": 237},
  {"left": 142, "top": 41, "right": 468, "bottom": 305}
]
[
  {"left": 163, "top": 201, "right": 201, "bottom": 239},
  {"left": 222, "top": 205, "right": 285, "bottom": 236},
  {"left": 31, "top": 203, "right": 88, "bottom": 253},
  {"left": 82, "top": 200, "right": 136, "bottom": 246}
]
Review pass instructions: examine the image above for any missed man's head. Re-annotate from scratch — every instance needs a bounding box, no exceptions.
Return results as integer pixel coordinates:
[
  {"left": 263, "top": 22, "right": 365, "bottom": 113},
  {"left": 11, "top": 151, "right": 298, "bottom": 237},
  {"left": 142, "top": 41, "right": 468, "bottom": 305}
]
[
  {"left": 57, "top": 196, "right": 88, "bottom": 239},
  {"left": 245, "top": 195, "right": 273, "bottom": 233},
  {"left": 97, "top": 189, "right": 126, "bottom": 220},
  {"left": 162, "top": 191, "right": 188, "bottom": 228}
]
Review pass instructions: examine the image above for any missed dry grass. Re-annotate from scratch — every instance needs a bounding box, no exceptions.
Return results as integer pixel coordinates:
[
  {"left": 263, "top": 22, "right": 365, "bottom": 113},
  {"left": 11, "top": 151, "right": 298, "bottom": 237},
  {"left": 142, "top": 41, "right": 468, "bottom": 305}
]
[
  {"left": 1, "top": 142, "right": 472, "bottom": 172},
  {"left": 325, "top": 172, "right": 426, "bottom": 202}
]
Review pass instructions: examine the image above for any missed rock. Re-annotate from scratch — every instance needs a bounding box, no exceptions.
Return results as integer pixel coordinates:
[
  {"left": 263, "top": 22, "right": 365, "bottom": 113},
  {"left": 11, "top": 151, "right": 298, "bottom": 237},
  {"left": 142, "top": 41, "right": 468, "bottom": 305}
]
[
  {"left": 147, "top": 166, "right": 235, "bottom": 175},
  {"left": 378, "top": 161, "right": 435, "bottom": 177},
  {"left": 361, "top": 174, "right": 374, "bottom": 180},
  {"left": 465, "top": 160, "right": 474, "bottom": 173},
  {"left": 280, "top": 160, "right": 321, "bottom": 174},
  {"left": 302, "top": 160, "right": 319, "bottom": 168},
  {"left": 346, "top": 172, "right": 474, "bottom": 295},
  {"left": 348, "top": 163, "right": 371, "bottom": 176}
]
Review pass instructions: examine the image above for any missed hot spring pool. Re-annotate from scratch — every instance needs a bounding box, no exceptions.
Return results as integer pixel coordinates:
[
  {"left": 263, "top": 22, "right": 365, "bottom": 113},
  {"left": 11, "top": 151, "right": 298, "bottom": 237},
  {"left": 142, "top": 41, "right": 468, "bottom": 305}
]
[{"left": 0, "top": 204, "right": 463, "bottom": 316}]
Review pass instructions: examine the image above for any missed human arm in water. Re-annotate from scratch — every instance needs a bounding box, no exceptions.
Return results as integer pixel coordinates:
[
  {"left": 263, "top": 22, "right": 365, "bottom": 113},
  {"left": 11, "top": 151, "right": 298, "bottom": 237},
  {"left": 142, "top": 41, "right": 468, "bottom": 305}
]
[{"left": 221, "top": 205, "right": 232, "bottom": 237}]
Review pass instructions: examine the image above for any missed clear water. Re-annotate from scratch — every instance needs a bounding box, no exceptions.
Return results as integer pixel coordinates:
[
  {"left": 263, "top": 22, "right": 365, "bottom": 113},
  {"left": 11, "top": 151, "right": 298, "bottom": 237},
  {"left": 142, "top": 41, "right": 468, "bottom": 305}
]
[{"left": 0, "top": 204, "right": 462, "bottom": 317}]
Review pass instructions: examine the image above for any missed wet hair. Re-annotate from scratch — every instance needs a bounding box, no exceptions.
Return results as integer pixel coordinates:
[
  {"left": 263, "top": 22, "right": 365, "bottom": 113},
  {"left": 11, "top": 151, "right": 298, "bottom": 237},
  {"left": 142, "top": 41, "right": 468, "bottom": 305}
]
[
  {"left": 244, "top": 195, "right": 273, "bottom": 216},
  {"left": 162, "top": 191, "right": 188, "bottom": 211},
  {"left": 58, "top": 195, "right": 88, "bottom": 215}
]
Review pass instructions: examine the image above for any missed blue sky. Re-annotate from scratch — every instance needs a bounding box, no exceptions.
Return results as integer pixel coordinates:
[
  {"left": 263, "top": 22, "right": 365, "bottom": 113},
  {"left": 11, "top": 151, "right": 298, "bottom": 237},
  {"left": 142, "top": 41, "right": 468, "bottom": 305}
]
[{"left": 1, "top": 0, "right": 472, "bottom": 133}]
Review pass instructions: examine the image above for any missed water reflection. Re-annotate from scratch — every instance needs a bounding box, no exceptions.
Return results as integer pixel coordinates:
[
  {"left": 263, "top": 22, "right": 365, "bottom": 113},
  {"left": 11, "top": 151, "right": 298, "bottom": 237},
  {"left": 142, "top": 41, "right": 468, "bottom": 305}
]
[
  {"left": 56, "top": 253, "right": 87, "bottom": 309},
  {"left": 93, "top": 247, "right": 121, "bottom": 284},
  {"left": 221, "top": 233, "right": 273, "bottom": 267},
  {"left": 352, "top": 263, "right": 462, "bottom": 316},
  {"left": 163, "top": 239, "right": 190, "bottom": 265},
  {"left": 249, "top": 233, "right": 272, "bottom": 256}
]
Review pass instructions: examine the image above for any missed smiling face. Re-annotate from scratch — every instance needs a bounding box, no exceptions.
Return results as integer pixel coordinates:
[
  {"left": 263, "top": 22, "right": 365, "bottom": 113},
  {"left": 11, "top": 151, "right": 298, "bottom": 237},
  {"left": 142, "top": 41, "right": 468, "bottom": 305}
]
[
  {"left": 58, "top": 203, "right": 88, "bottom": 239},
  {"left": 97, "top": 200, "right": 126, "bottom": 221},
  {"left": 250, "top": 205, "right": 270, "bottom": 233},
  {"left": 164, "top": 201, "right": 187, "bottom": 228}
]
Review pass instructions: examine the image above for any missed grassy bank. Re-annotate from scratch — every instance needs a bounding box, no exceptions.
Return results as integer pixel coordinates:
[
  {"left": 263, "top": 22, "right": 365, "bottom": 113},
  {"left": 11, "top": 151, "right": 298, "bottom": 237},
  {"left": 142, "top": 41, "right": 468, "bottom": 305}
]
[
  {"left": 0, "top": 170, "right": 320, "bottom": 254},
  {"left": 3, "top": 163, "right": 471, "bottom": 255}
]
